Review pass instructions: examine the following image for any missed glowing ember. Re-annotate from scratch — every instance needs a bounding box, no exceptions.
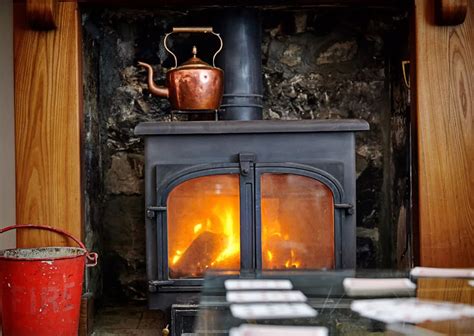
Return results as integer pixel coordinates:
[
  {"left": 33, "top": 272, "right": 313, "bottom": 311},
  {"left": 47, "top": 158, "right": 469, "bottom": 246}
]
[
  {"left": 171, "top": 250, "right": 182, "bottom": 265},
  {"left": 263, "top": 227, "right": 303, "bottom": 269},
  {"left": 193, "top": 223, "right": 202, "bottom": 234},
  {"left": 267, "top": 250, "right": 273, "bottom": 262},
  {"left": 283, "top": 250, "right": 301, "bottom": 269}
]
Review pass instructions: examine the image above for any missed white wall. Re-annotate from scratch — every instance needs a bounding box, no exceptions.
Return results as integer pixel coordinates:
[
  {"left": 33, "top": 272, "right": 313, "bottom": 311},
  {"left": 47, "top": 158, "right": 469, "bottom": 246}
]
[{"left": 0, "top": 0, "right": 16, "bottom": 249}]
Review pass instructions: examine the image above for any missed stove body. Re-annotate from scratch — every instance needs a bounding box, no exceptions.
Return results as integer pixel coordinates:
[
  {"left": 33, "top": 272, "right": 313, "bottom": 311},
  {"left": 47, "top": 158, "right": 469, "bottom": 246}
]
[{"left": 135, "top": 119, "right": 368, "bottom": 309}]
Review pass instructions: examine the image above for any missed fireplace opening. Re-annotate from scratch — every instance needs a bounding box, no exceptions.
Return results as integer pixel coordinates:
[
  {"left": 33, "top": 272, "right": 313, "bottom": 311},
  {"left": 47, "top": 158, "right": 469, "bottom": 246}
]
[{"left": 81, "top": 3, "right": 411, "bottom": 315}]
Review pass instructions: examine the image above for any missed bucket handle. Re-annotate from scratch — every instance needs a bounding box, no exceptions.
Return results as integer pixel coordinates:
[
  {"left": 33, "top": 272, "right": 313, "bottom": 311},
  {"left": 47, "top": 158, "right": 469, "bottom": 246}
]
[{"left": 0, "top": 224, "right": 98, "bottom": 267}]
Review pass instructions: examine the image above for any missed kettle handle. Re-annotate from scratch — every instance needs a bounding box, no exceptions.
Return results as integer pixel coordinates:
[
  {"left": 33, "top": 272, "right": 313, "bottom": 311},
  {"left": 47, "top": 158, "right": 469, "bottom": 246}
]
[{"left": 164, "top": 27, "right": 223, "bottom": 68}]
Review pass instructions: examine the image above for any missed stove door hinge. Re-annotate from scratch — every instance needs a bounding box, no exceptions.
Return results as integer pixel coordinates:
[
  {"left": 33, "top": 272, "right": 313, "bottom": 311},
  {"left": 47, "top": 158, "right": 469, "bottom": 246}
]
[
  {"left": 146, "top": 206, "right": 167, "bottom": 219},
  {"left": 239, "top": 152, "right": 256, "bottom": 176},
  {"left": 335, "top": 203, "right": 354, "bottom": 215}
]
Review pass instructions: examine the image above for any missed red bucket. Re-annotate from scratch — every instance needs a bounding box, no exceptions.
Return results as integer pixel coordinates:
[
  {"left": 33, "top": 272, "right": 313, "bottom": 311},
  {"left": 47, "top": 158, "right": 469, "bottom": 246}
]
[{"left": 0, "top": 225, "right": 98, "bottom": 336}]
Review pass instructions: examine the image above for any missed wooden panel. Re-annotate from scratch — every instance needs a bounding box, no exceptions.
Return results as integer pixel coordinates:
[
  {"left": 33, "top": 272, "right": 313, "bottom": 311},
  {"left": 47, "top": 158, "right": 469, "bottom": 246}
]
[
  {"left": 14, "top": 1, "right": 83, "bottom": 246},
  {"left": 417, "top": 279, "right": 474, "bottom": 334},
  {"left": 414, "top": 0, "right": 473, "bottom": 266},
  {"left": 417, "top": 278, "right": 474, "bottom": 304}
]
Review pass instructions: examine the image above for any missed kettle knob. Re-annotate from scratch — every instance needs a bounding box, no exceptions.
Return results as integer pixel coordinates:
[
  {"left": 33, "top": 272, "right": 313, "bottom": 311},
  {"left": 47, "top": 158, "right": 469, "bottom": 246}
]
[{"left": 192, "top": 45, "right": 197, "bottom": 57}]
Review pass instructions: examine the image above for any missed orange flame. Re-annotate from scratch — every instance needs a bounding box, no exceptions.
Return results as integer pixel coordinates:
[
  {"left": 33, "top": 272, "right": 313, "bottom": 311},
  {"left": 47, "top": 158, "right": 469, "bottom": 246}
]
[
  {"left": 170, "top": 196, "right": 240, "bottom": 272},
  {"left": 264, "top": 224, "right": 303, "bottom": 269},
  {"left": 171, "top": 195, "right": 303, "bottom": 274},
  {"left": 213, "top": 208, "right": 239, "bottom": 264}
]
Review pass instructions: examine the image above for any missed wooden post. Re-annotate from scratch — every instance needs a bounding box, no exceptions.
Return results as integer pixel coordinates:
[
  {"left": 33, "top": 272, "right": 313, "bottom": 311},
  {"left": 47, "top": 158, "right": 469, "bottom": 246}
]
[
  {"left": 413, "top": 0, "right": 473, "bottom": 267},
  {"left": 14, "top": 1, "right": 83, "bottom": 246}
]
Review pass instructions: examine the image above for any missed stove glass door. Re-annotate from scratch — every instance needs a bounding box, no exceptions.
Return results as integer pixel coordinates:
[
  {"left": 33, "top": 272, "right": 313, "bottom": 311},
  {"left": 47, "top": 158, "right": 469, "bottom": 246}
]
[
  {"left": 167, "top": 174, "right": 240, "bottom": 278},
  {"left": 260, "top": 173, "right": 335, "bottom": 270}
]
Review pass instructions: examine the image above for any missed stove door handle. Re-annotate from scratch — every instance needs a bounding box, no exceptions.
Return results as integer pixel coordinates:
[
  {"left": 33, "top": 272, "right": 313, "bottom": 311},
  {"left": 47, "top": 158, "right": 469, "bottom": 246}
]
[
  {"left": 335, "top": 203, "right": 354, "bottom": 215},
  {"left": 146, "top": 206, "right": 167, "bottom": 219}
]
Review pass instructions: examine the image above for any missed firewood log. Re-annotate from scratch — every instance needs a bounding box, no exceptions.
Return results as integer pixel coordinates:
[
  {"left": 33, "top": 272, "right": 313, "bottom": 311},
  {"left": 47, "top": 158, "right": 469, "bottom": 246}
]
[{"left": 170, "top": 231, "right": 227, "bottom": 278}]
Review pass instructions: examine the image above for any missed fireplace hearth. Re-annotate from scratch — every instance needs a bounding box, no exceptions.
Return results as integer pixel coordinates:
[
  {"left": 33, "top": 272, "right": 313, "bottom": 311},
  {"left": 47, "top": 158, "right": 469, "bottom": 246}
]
[{"left": 135, "top": 119, "right": 368, "bottom": 309}]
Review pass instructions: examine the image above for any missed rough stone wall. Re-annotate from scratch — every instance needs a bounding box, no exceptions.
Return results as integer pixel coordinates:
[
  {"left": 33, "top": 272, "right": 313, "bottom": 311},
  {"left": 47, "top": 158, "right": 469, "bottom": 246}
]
[
  {"left": 260, "top": 9, "right": 410, "bottom": 269},
  {"left": 82, "top": 7, "right": 410, "bottom": 302}
]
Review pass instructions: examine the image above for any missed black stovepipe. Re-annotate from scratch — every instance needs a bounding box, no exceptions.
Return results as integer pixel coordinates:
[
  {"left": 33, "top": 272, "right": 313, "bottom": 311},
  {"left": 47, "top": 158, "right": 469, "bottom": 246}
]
[{"left": 217, "top": 8, "right": 263, "bottom": 120}]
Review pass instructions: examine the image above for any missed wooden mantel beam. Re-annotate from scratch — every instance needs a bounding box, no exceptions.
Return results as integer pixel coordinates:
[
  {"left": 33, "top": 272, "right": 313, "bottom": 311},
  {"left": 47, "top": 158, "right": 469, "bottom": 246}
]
[{"left": 76, "top": 0, "right": 408, "bottom": 9}]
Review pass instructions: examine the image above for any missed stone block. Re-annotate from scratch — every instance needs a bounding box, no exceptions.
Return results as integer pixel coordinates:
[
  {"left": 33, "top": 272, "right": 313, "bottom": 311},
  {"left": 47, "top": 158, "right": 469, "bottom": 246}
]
[{"left": 105, "top": 152, "right": 144, "bottom": 195}]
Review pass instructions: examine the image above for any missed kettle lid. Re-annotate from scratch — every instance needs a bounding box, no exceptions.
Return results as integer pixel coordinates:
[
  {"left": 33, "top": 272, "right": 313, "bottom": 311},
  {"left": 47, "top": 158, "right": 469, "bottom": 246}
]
[{"left": 178, "top": 46, "right": 216, "bottom": 69}]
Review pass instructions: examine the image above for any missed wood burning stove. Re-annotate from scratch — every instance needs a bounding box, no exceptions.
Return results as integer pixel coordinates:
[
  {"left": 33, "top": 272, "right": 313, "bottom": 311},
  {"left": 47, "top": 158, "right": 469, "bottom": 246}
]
[
  {"left": 135, "top": 119, "right": 368, "bottom": 309},
  {"left": 134, "top": 8, "right": 369, "bottom": 311}
]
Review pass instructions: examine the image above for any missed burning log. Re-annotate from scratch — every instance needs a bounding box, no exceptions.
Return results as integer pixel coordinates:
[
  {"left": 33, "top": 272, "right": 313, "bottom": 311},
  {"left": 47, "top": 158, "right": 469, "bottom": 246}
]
[
  {"left": 170, "top": 231, "right": 227, "bottom": 278},
  {"left": 265, "top": 233, "right": 305, "bottom": 269}
]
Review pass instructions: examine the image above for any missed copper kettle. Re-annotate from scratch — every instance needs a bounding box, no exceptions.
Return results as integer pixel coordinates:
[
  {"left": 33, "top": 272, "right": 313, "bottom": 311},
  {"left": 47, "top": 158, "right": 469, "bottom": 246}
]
[{"left": 138, "top": 27, "right": 224, "bottom": 111}]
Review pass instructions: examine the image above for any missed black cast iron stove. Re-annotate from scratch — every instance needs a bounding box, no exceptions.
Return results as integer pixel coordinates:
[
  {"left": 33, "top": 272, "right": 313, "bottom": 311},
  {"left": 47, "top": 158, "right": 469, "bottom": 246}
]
[{"left": 135, "top": 119, "right": 368, "bottom": 310}]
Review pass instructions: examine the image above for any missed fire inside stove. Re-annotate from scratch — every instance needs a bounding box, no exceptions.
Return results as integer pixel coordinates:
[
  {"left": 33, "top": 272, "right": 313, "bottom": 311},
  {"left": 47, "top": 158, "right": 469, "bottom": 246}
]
[{"left": 167, "top": 174, "right": 335, "bottom": 278}]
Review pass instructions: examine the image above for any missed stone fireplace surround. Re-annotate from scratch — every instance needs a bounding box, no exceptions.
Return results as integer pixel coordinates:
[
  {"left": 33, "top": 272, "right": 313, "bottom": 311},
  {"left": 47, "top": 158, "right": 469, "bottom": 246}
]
[{"left": 81, "top": 4, "right": 411, "bottom": 303}]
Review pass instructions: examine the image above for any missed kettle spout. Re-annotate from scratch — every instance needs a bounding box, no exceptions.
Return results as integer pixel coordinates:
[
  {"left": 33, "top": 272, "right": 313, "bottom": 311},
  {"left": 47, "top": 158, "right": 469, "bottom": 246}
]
[{"left": 138, "top": 62, "right": 169, "bottom": 98}]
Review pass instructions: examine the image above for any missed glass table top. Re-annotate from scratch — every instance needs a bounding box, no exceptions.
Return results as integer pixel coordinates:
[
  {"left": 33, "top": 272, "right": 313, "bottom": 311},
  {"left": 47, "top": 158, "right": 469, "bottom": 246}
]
[{"left": 193, "top": 270, "right": 474, "bottom": 335}]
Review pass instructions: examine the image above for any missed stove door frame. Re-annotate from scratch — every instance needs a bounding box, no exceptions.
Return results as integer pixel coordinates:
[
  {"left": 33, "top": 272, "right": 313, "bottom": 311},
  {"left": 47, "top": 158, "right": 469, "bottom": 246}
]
[
  {"left": 151, "top": 160, "right": 348, "bottom": 290},
  {"left": 254, "top": 163, "right": 345, "bottom": 270},
  {"left": 155, "top": 163, "right": 243, "bottom": 288}
]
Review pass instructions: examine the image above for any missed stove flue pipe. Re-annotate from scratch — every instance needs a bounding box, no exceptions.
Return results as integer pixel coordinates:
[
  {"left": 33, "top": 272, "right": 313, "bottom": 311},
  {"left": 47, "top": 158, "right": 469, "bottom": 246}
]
[{"left": 218, "top": 8, "right": 263, "bottom": 120}]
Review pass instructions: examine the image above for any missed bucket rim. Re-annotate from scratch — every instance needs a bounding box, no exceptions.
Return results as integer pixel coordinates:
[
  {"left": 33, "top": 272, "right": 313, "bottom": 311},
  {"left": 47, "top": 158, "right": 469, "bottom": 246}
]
[{"left": 0, "top": 246, "right": 88, "bottom": 262}]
